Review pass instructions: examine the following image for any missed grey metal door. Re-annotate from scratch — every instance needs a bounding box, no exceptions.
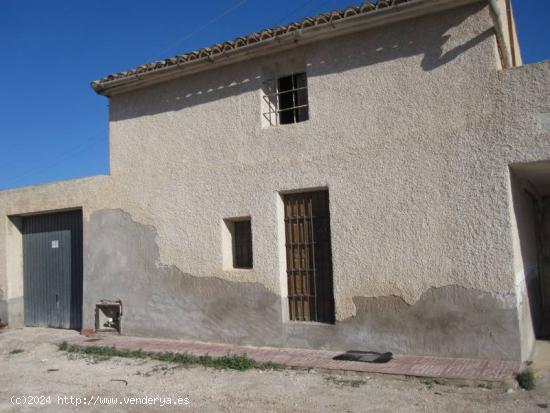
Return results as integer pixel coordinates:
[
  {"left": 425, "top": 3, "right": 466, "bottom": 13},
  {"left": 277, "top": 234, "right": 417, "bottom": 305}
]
[{"left": 23, "top": 210, "right": 83, "bottom": 329}]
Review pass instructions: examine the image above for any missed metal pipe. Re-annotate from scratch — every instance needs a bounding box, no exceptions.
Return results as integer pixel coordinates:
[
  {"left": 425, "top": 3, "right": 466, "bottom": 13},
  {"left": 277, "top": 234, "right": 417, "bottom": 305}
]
[
  {"left": 488, "top": 0, "right": 513, "bottom": 68},
  {"left": 505, "top": 0, "right": 517, "bottom": 67}
]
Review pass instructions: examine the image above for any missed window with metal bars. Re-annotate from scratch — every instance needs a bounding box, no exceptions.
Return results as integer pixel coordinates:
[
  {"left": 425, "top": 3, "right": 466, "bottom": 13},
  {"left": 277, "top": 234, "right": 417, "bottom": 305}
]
[
  {"left": 263, "top": 72, "right": 309, "bottom": 126},
  {"left": 283, "top": 190, "right": 334, "bottom": 323},
  {"left": 233, "top": 220, "right": 253, "bottom": 269}
]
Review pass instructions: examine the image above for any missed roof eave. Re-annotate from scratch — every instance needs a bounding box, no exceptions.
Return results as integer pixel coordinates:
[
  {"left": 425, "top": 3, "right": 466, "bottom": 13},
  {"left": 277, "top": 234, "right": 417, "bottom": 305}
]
[{"left": 92, "top": 0, "right": 484, "bottom": 97}]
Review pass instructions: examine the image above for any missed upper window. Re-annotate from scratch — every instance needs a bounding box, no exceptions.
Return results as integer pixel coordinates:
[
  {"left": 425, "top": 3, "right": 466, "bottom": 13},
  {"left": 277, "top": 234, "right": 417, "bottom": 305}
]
[
  {"left": 263, "top": 72, "right": 309, "bottom": 127},
  {"left": 278, "top": 73, "right": 309, "bottom": 125}
]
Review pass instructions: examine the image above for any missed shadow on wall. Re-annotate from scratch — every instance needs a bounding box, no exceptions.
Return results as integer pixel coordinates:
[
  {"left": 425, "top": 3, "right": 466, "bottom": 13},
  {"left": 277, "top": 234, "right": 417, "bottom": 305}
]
[
  {"left": 110, "top": 3, "right": 492, "bottom": 122},
  {"left": 421, "top": 28, "right": 493, "bottom": 71},
  {"left": 308, "top": 3, "right": 491, "bottom": 76}
]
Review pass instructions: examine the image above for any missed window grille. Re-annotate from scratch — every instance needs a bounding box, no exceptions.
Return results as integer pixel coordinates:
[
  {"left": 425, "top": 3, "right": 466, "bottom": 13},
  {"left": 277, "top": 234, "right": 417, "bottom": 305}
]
[
  {"left": 263, "top": 72, "right": 309, "bottom": 126},
  {"left": 283, "top": 190, "right": 334, "bottom": 323}
]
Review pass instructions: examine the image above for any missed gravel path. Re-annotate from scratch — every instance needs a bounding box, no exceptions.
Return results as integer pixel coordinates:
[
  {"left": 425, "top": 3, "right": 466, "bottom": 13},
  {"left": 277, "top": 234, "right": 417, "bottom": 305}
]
[{"left": 0, "top": 328, "right": 548, "bottom": 412}]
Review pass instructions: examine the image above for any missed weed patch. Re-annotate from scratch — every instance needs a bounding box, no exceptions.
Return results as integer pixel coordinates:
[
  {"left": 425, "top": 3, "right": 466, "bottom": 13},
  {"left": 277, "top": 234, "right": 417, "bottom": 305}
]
[
  {"left": 517, "top": 367, "right": 539, "bottom": 390},
  {"left": 58, "top": 342, "right": 280, "bottom": 371}
]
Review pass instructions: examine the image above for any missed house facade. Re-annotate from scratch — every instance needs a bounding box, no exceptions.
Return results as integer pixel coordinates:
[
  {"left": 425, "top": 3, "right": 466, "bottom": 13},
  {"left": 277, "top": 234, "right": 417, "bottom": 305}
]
[{"left": 1, "top": 0, "right": 549, "bottom": 362}]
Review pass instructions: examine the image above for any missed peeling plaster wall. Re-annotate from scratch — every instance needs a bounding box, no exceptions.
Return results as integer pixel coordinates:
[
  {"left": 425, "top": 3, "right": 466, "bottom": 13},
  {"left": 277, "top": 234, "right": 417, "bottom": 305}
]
[
  {"left": 84, "top": 209, "right": 520, "bottom": 359},
  {"left": 84, "top": 209, "right": 284, "bottom": 346},
  {"left": 0, "top": 3, "right": 550, "bottom": 360}
]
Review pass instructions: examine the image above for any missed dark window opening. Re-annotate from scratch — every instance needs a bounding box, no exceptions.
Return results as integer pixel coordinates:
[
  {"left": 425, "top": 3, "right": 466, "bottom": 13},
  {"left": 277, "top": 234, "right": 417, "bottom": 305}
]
[
  {"left": 284, "top": 190, "right": 334, "bottom": 323},
  {"left": 233, "top": 220, "right": 253, "bottom": 269},
  {"left": 278, "top": 73, "right": 309, "bottom": 125}
]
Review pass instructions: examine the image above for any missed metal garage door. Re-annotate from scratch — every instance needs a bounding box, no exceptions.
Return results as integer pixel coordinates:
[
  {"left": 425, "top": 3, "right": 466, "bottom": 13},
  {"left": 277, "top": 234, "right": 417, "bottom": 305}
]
[{"left": 23, "top": 210, "right": 83, "bottom": 329}]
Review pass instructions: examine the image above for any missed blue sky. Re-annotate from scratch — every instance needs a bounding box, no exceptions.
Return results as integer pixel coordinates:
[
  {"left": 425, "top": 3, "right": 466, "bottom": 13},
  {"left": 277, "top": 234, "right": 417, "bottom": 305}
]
[{"left": 0, "top": 0, "right": 548, "bottom": 190}]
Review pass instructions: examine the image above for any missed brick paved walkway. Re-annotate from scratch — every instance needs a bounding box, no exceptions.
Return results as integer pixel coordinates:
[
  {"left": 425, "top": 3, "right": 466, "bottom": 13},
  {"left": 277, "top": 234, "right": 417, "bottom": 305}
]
[{"left": 65, "top": 334, "right": 520, "bottom": 383}]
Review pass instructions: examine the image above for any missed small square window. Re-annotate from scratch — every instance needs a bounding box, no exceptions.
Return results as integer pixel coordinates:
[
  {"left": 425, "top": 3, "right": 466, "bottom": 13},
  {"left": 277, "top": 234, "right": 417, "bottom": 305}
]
[
  {"left": 233, "top": 220, "right": 253, "bottom": 269},
  {"left": 263, "top": 72, "right": 309, "bottom": 126},
  {"left": 223, "top": 218, "right": 253, "bottom": 270}
]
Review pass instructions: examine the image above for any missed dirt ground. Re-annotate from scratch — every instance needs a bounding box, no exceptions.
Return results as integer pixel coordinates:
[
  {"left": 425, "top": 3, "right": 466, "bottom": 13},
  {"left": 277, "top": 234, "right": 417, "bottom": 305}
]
[{"left": 0, "top": 328, "right": 549, "bottom": 412}]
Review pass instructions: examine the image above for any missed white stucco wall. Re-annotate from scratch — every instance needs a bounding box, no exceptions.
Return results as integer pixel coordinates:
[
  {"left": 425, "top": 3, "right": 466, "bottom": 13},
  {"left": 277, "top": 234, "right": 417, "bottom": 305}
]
[{"left": 107, "top": 4, "right": 506, "bottom": 316}]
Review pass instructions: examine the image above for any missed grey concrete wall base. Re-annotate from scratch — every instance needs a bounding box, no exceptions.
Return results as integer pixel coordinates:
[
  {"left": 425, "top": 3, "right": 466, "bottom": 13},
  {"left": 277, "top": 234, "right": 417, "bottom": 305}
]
[
  {"left": 84, "top": 209, "right": 284, "bottom": 346},
  {"left": 285, "top": 286, "right": 520, "bottom": 360},
  {"left": 85, "top": 209, "right": 521, "bottom": 360}
]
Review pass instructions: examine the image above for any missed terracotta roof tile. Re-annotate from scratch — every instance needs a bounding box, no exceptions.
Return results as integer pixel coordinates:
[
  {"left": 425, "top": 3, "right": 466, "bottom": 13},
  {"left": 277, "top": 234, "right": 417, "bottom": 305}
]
[{"left": 91, "top": 0, "right": 412, "bottom": 91}]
